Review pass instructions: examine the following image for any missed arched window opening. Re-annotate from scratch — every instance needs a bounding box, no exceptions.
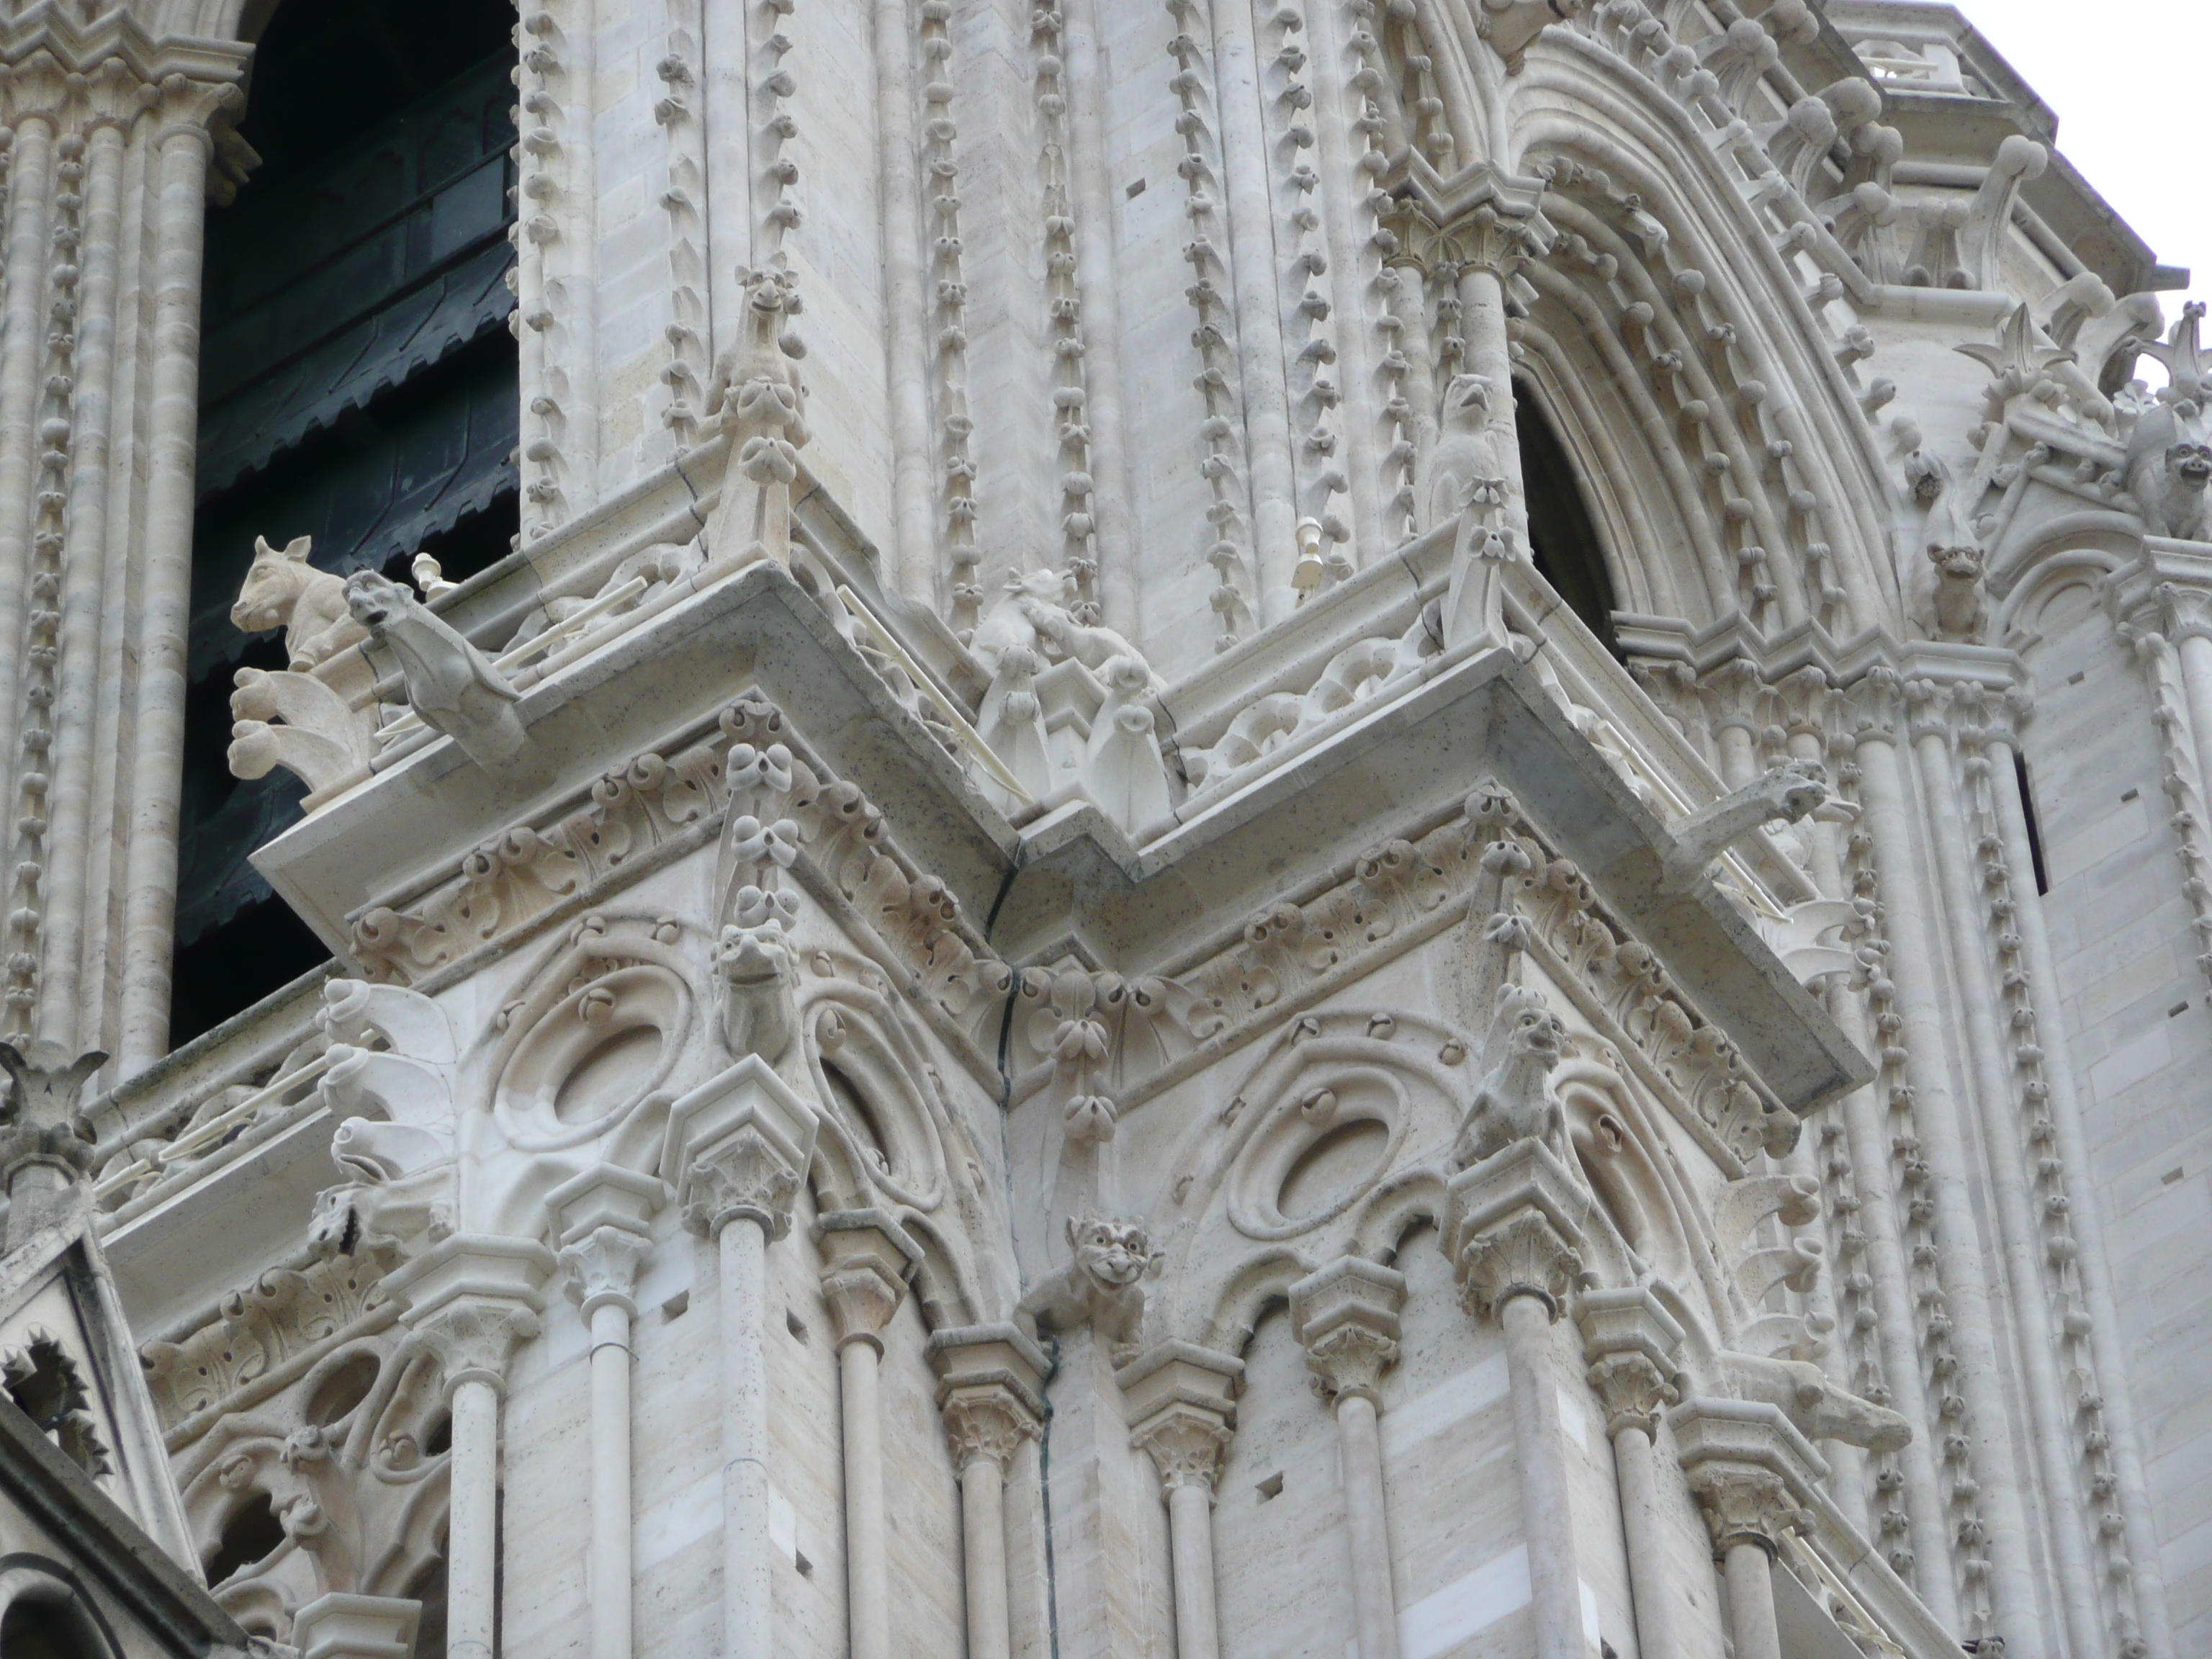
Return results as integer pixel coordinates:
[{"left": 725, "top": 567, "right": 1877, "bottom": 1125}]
[
  {"left": 171, "top": 0, "right": 519, "bottom": 1046},
  {"left": 1515, "top": 381, "right": 1621, "bottom": 658},
  {"left": 203, "top": 1491, "right": 286, "bottom": 1587},
  {"left": 0, "top": 1598, "right": 100, "bottom": 1659}
]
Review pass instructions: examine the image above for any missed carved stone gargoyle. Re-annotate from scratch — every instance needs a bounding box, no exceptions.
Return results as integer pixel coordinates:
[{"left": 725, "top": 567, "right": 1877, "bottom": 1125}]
[
  {"left": 1659, "top": 759, "right": 1832, "bottom": 892},
  {"left": 1015, "top": 1215, "right": 1160, "bottom": 1368},
  {"left": 1448, "top": 982, "right": 1570, "bottom": 1174},
  {"left": 343, "top": 569, "right": 527, "bottom": 771},
  {"left": 703, "top": 265, "right": 810, "bottom": 569}
]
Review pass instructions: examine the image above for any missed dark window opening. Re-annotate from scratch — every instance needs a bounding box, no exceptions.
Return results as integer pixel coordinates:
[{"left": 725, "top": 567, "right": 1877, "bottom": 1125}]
[
  {"left": 2015, "top": 753, "right": 2051, "bottom": 896},
  {"left": 405, "top": 1554, "right": 451, "bottom": 1659},
  {"left": 172, "top": 0, "right": 518, "bottom": 1048},
  {"left": 0, "top": 1600, "right": 96, "bottom": 1659},
  {"left": 204, "top": 1491, "right": 287, "bottom": 1587},
  {"left": 1515, "top": 380, "right": 1621, "bottom": 658}
]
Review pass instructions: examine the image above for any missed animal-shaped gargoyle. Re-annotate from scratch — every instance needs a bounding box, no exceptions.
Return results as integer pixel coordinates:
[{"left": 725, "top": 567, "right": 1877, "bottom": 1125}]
[
  {"left": 343, "top": 569, "right": 527, "bottom": 771},
  {"left": 0, "top": 1042, "right": 107, "bottom": 1244},
  {"left": 1015, "top": 1215, "right": 1161, "bottom": 1367},
  {"left": 1448, "top": 982, "right": 1570, "bottom": 1172},
  {"left": 1659, "top": 759, "right": 1833, "bottom": 892}
]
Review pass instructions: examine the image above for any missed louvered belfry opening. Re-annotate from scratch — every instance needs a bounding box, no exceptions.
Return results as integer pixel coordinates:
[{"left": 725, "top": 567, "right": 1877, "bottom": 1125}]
[{"left": 170, "top": 0, "right": 519, "bottom": 1046}]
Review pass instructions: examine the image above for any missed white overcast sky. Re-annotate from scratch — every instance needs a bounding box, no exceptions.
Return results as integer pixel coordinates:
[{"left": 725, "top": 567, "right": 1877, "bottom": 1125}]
[{"left": 1959, "top": 0, "right": 2208, "bottom": 333}]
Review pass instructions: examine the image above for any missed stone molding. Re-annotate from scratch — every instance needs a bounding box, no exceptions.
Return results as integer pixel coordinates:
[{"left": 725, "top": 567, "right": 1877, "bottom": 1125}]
[
  {"left": 1444, "top": 1137, "right": 1591, "bottom": 1322},
  {"left": 814, "top": 1210, "right": 921, "bottom": 1354},
  {"left": 290, "top": 1592, "right": 422, "bottom": 1659},
  {"left": 1288, "top": 1257, "right": 1406, "bottom": 1408},
  {"left": 384, "top": 1235, "right": 557, "bottom": 1401}
]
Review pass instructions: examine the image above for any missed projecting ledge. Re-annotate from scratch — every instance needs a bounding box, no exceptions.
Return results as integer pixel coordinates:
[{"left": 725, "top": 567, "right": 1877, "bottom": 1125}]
[{"left": 994, "top": 641, "right": 1873, "bottom": 1117}]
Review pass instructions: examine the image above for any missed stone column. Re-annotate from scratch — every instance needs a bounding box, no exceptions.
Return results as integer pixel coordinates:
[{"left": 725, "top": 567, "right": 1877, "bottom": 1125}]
[
  {"left": 1670, "top": 1402, "right": 1830, "bottom": 1659},
  {"left": 2154, "top": 580, "right": 2212, "bottom": 806},
  {"left": 1578, "top": 1287, "right": 1684, "bottom": 1659},
  {"left": 116, "top": 71, "right": 246, "bottom": 1074},
  {"left": 1443, "top": 1138, "right": 1590, "bottom": 1659},
  {"left": 289, "top": 1592, "right": 423, "bottom": 1659},
  {"left": 816, "top": 1210, "right": 922, "bottom": 1659},
  {"left": 1290, "top": 1257, "right": 1406, "bottom": 1659},
  {"left": 386, "top": 1236, "right": 559, "bottom": 1659},
  {"left": 1122, "top": 1344, "right": 1243, "bottom": 1659},
  {"left": 667, "top": 1056, "right": 819, "bottom": 1659},
  {"left": 552, "top": 1165, "right": 666, "bottom": 1659},
  {"left": 929, "top": 1325, "right": 1050, "bottom": 1659}
]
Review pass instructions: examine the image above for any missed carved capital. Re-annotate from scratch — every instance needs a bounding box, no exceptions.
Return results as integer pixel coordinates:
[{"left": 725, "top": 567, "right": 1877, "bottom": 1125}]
[
  {"left": 814, "top": 1210, "right": 920, "bottom": 1354},
  {"left": 1131, "top": 1403, "right": 1234, "bottom": 1498},
  {"left": 558, "top": 1227, "right": 652, "bottom": 1322},
  {"left": 1290, "top": 1257, "right": 1406, "bottom": 1408},
  {"left": 942, "top": 1387, "right": 1040, "bottom": 1475},
  {"left": 387, "top": 1235, "right": 556, "bottom": 1401},
  {"left": 1670, "top": 1399, "right": 1829, "bottom": 1560},
  {"left": 664, "top": 1056, "right": 817, "bottom": 1241},
  {"left": 1120, "top": 1340, "right": 1241, "bottom": 1498},
  {"left": 682, "top": 1127, "right": 806, "bottom": 1241},
  {"left": 1576, "top": 1286, "right": 1684, "bottom": 1439},
  {"left": 1444, "top": 1138, "right": 1590, "bottom": 1323},
  {"left": 2157, "top": 580, "right": 2212, "bottom": 646},
  {"left": 929, "top": 1323, "right": 1050, "bottom": 1478}
]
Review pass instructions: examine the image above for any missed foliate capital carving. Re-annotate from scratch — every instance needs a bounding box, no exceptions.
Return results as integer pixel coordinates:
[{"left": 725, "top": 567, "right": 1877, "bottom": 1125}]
[
  {"left": 1290, "top": 1257, "right": 1407, "bottom": 1408},
  {"left": 1576, "top": 1286, "right": 1684, "bottom": 1439},
  {"left": 385, "top": 1235, "right": 555, "bottom": 1401},
  {"left": 558, "top": 1226, "right": 652, "bottom": 1321},
  {"left": 681, "top": 1126, "right": 806, "bottom": 1241},
  {"left": 1685, "top": 1462, "right": 1804, "bottom": 1557},
  {"left": 814, "top": 1211, "right": 920, "bottom": 1354},
  {"left": 942, "top": 1387, "right": 1040, "bottom": 1475},
  {"left": 1444, "top": 1138, "right": 1591, "bottom": 1323},
  {"left": 1130, "top": 1403, "right": 1234, "bottom": 1498},
  {"left": 1669, "top": 1399, "right": 1828, "bottom": 1560},
  {"left": 929, "top": 1323, "right": 1050, "bottom": 1477},
  {"left": 1586, "top": 1353, "right": 1676, "bottom": 1439},
  {"left": 664, "top": 1056, "right": 818, "bottom": 1242}
]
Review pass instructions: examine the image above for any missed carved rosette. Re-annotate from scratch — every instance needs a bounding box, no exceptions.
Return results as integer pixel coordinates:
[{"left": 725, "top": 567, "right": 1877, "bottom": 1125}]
[
  {"left": 815, "top": 1212, "right": 920, "bottom": 1355},
  {"left": 1131, "top": 1403, "right": 1234, "bottom": 1499},
  {"left": 1444, "top": 1139, "right": 1591, "bottom": 1323}
]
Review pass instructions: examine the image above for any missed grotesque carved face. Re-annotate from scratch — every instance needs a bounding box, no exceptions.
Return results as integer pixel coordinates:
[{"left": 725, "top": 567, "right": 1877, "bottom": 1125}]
[
  {"left": 2168, "top": 442, "right": 2212, "bottom": 490},
  {"left": 713, "top": 920, "right": 797, "bottom": 989},
  {"left": 1004, "top": 567, "right": 1071, "bottom": 608},
  {"left": 1441, "top": 373, "right": 1493, "bottom": 428},
  {"left": 343, "top": 570, "right": 409, "bottom": 631},
  {"left": 1774, "top": 757, "right": 1830, "bottom": 819},
  {"left": 1929, "top": 542, "right": 1986, "bottom": 584},
  {"left": 1069, "top": 1218, "right": 1151, "bottom": 1287},
  {"left": 1505, "top": 1002, "right": 1567, "bottom": 1066}
]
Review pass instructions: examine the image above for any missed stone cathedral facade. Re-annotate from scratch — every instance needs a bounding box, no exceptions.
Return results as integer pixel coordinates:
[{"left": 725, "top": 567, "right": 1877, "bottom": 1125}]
[{"left": 0, "top": 0, "right": 2208, "bottom": 1657}]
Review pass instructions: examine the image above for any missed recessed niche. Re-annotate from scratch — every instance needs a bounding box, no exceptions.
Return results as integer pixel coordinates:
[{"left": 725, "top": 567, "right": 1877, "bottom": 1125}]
[{"left": 1278, "top": 1118, "right": 1390, "bottom": 1219}]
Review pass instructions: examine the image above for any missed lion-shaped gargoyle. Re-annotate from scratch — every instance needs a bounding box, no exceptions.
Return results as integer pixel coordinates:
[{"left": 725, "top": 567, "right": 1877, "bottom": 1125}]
[
  {"left": 1015, "top": 1215, "right": 1161, "bottom": 1367},
  {"left": 1449, "top": 983, "right": 1570, "bottom": 1172}
]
